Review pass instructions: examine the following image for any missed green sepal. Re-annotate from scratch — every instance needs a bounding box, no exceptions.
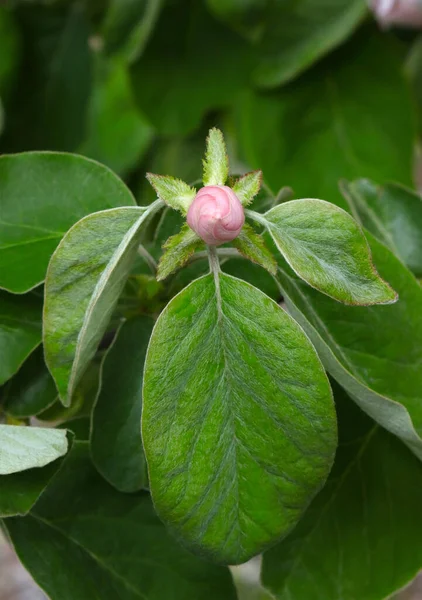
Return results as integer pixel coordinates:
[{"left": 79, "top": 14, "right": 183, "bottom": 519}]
[
  {"left": 232, "top": 223, "right": 277, "bottom": 275},
  {"left": 157, "top": 224, "right": 203, "bottom": 281},
  {"left": 233, "top": 170, "right": 262, "bottom": 206},
  {"left": 202, "top": 128, "right": 229, "bottom": 186},
  {"left": 146, "top": 173, "right": 196, "bottom": 215}
]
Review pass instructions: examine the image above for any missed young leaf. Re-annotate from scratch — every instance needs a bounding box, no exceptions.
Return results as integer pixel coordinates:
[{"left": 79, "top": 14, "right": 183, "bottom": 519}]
[
  {"left": 341, "top": 179, "right": 422, "bottom": 278},
  {"left": 233, "top": 170, "right": 262, "bottom": 206},
  {"left": 0, "top": 153, "right": 137, "bottom": 294},
  {"left": 262, "top": 387, "right": 422, "bottom": 600},
  {"left": 5, "top": 443, "right": 238, "bottom": 600},
  {"left": 146, "top": 173, "right": 196, "bottom": 214},
  {"left": 157, "top": 224, "right": 203, "bottom": 281},
  {"left": 3, "top": 347, "right": 58, "bottom": 418},
  {"left": 0, "top": 425, "right": 68, "bottom": 475},
  {"left": 91, "top": 316, "right": 154, "bottom": 493},
  {"left": 142, "top": 273, "right": 336, "bottom": 565},
  {"left": 258, "top": 199, "right": 397, "bottom": 305},
  {"left": 232, "top": 223, "right": 276, "bottom": 275},
  {"left": 0, "top": 291, "right": 42, "bottom": 386},
  {"left": 273, "top": 232, "right": 422, "bottom": 460},
  {"left": 44, "top": 202, "right": 162, "bottom": 407},
  {"left": 203, "top": 128, "right": 229, "bottom": 186}
]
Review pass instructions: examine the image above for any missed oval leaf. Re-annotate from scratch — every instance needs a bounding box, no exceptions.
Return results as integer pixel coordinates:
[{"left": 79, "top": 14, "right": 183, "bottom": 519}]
[
  {"left": 142, "top": 273, "right": 337, "bottom": 565},
  {"left": 261, "top": 199, "right": 396, "bottom": 305},
  {"left": 44, "top": 202, "right": 162, "bottom": 407}
]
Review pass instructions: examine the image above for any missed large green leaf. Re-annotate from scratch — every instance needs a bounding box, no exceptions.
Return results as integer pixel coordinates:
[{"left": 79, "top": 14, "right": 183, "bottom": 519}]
[
  {"left": 0, "top": 425, "right": 68, "bottom": 475},
  {"left": 0, "top": 152, "right": 136, "bottom": 294},
  {"left": 252, "top": 199, "right": 396, "bottom": 305},
  {"left": 253, "top": 0, "right": 367, "bottom": 87},
  {"left": 5, "top": 443, "right": 237, "bottom": 600},
  {"left": 341, "top": 179, "right": 422, "bottom": 278},
  {"left": 143, "top": 273, "right": 336, "bottom": 565},
  {"left": 3, "top": 347, "right": 57, "bottom": 418},
  {"left": 0, "top": 291, "right": 42, "bottom": 385},
  {"left": 44, "top": 201, "right": 163, "bottom": 407},
  {"left": 272, "top": 232, "right": 422, "bottom": 459},
  {"left": 2, "top": 3, "right": 91, "bottom": 152},
  {"left": 235, "top": 29, "right": 415, "bottom": 210},
  {"left": 130, "top": 1, "right": 252, "bottom": 135},
  {"left": 80, "top": 58, "right": 153, "bottom": 176},
  {"left": 91, "top": 316, "right": 154, "bottom": 492},
  {"left": 262, "top": 387, "right": 422, "bottom": 600}
]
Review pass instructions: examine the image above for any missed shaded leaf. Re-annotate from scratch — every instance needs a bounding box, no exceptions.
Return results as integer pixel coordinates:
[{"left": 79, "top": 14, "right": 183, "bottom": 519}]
[
  {"left": 146, "top": 173, "right": 196, "bottom": 214},
  {"left": 0, "top": 152, "right": 136, "bottom": 294},
  {"left": 203, "top": 128, "right": 229, "bottom": 187},
  {"left": 91, "top": 316, "right": 154, "bottom": 492},
  {"left": 143, "top": 273, "right": 336, "bottom": 564},
  {"left": 232, "top": 223, "right": 276, "bottom": 275},
  {"left": 5, "top": 443, "right": 238, "bottom": 600},
  {"left": 157, "top": 225, "right": 203, "bottom": 281}
]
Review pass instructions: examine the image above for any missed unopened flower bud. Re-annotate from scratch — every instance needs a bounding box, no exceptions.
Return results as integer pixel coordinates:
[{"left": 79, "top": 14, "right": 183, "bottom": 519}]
[
  {"left": 186, "top": 185, "right": 245, "bottom": 246},
  {"left": 370, "top": 0, "right": 422, "bottom": 27}
]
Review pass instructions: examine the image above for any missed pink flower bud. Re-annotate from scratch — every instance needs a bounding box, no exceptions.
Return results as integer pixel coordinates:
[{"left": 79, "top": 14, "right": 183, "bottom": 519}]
[
  {"left": 370, "top": 0, "right": 422, "bottom": 27},
  {"left": 186, "top": 185, "right": 245, "bottom": 246}
]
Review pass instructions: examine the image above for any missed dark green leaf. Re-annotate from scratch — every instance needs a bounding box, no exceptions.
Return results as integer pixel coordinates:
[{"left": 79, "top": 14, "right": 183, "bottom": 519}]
[
  {"left": 262, "top": 386, "right": 422, "bottom": 600},
  {"left": 3, "top": 347, "right": 57, "bottom": 418},
  {"left": 0, "top": 152, "right": 137, "bottom": 294},
  {"left": 257, "top": 199, "right": 397, "bottom": 305},
  {"left": 235, "top": 29, "right": 415, "bottom": 210},
  {"left": 157, "top": 225, "right": 203, "bottom": 281},
  {"left": 273, "top": 232, "right": 422, "bottom": 459},
  {"left": 232, "top": 223, "right": 276, "bottom": 275},
  {"left": 0, "top": 291, "right": 41, "bottom": 385},
  {"left": 91, "top": 316, "right": 154, "bottom": 492},
  {"left": 341, "top": 179, "right": 422, "bottom": 278},
  {"left": 143, "top": 273, "right": 336, "bottom": 564},
  {"left": 0, "top": 7, "right": 20, "bottom": 97},
  {"left": 5, "top": 443, "right": 238, "bottom": 600},
  {"left": 44, "top": 201, "right": 162, "bottom": 407}
]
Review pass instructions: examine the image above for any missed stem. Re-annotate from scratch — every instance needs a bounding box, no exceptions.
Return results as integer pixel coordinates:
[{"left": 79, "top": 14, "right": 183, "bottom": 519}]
[
  {"left": 207, "top": 245, "right": 222, "bottom": 318},
  {"left": 245, "top": 209, "right": 268, "bottom": 227},
  {"left": 138, "top": 244, "right": 157, "bottom": 273},
  {"left": 190, "top": 248, "right": 241, "bottom": 264}
]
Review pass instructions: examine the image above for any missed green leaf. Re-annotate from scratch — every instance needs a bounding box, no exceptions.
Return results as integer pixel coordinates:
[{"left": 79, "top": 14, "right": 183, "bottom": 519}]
[
  {"left": 262, "top": 386, "right": 422, "bottom": 600},
  {"left": 0, "top": 425, "right": 68, "bottom": 475},
  {"left": 203, "top": 128, "right": 229, "bottom": 187},
  {"left": 206, "top": 0, "right": 267, "bottom": 41},
  {"left": 3, "top": 347, "right": 57, "bottom": 418},
  {"left": 341, "top": 179, "right": 422, "bottom": 278},
  {"left": 157, "top": 224, "right": 203, "bottom": 281},
  {"left": 0, "top": 152, "right": 137, "bottom": 294},
  {"left": 253, "top": 0, "right": 367, "bottom": 87},
  {"left": 79, "top": 57, "right": 153, "bottom": 176},
  {"left": 101, "top": 0, "right": 164, "bottom": 63},
  {"left": 257, "top": 199, "right": 397, "bottom": 305},
  {"left": 143, "top": 273, "right": 336, "bottom": 565},
  {"left": 146, "top": 173, "right": 196, "bottom": 214},
  {"left": 91, "top": 316, "right": 154, "bottom": 492},
  {"left": 130, "top": 2, "right": 252, "bottom": 135},
  {"left": 235, "top": 29, "right": 415, "bottom": 210},
  {"left": 232, "top": 223, "right": 276, "bottom": 275},
  {"left": 5, "top": 443, "right": 238, "bottom": 600},
  {"left": 233, "top": 171, "right": 262, "bottom": 206},
  {"left": 272, "top": 232, "right": 422, "bottom": 460},
  {"left": 44, "top": 201, "right": 163, "bottom": 407},
  {"left": 0, "top": 291, "right": 42, "bottom": 386}
]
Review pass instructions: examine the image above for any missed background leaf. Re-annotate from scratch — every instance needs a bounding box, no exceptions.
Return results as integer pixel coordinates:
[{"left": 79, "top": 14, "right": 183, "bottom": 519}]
[
  {"left": 0, "top": 291, "right": 42, "bottom": 386},
  {"left": 0, "top": 152, "right": 137, "bottom": 293},
  {"left": 262, "top": 385, "right": 422, "bottom": 600},
  {"left": 5, "top": 443, "right": 238, "bottom": 600},
  {"left": 143, "top": 273, "right": 336, "bottom": 564},
  {"left": 91, "top": 316, "right": 154, "bottom": 492},
  {"left": 44, "top": 203, "right": 162, "bottom": 406}
]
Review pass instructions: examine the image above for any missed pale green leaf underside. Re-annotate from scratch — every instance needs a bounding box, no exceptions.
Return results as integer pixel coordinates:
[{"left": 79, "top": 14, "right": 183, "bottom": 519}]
[
  {"left": 146, "top": 173, "right": 196, "bottom": 214},
  {"left": 142, "top": 273, "right": 336, "bottom": 565},
  {"left": 0, "top": 425, "right": 68, "bottom": 475},
  {"left": 157, "top": 224, "right": 203, "bottom": 281},
  {"left": 263, "top": 199, "right": 397, "bottom": 305},
  {"left": 203, "top": 128, "right": 229, "bottom": 186},
  {"left": 44, "top": 202, "right": 161, "bottom": 406},
  {"left": 233, "top": 171, "right": 262, "bottom": 206}
]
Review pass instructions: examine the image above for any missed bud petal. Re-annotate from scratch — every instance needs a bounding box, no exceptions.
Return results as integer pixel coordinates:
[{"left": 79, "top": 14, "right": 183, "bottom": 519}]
[
  {"left": 370, "top": 0, "right": 422, "bottom": 27},
  {"left": 186, "top": 185, "right": 245, "bottom": 246}
]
